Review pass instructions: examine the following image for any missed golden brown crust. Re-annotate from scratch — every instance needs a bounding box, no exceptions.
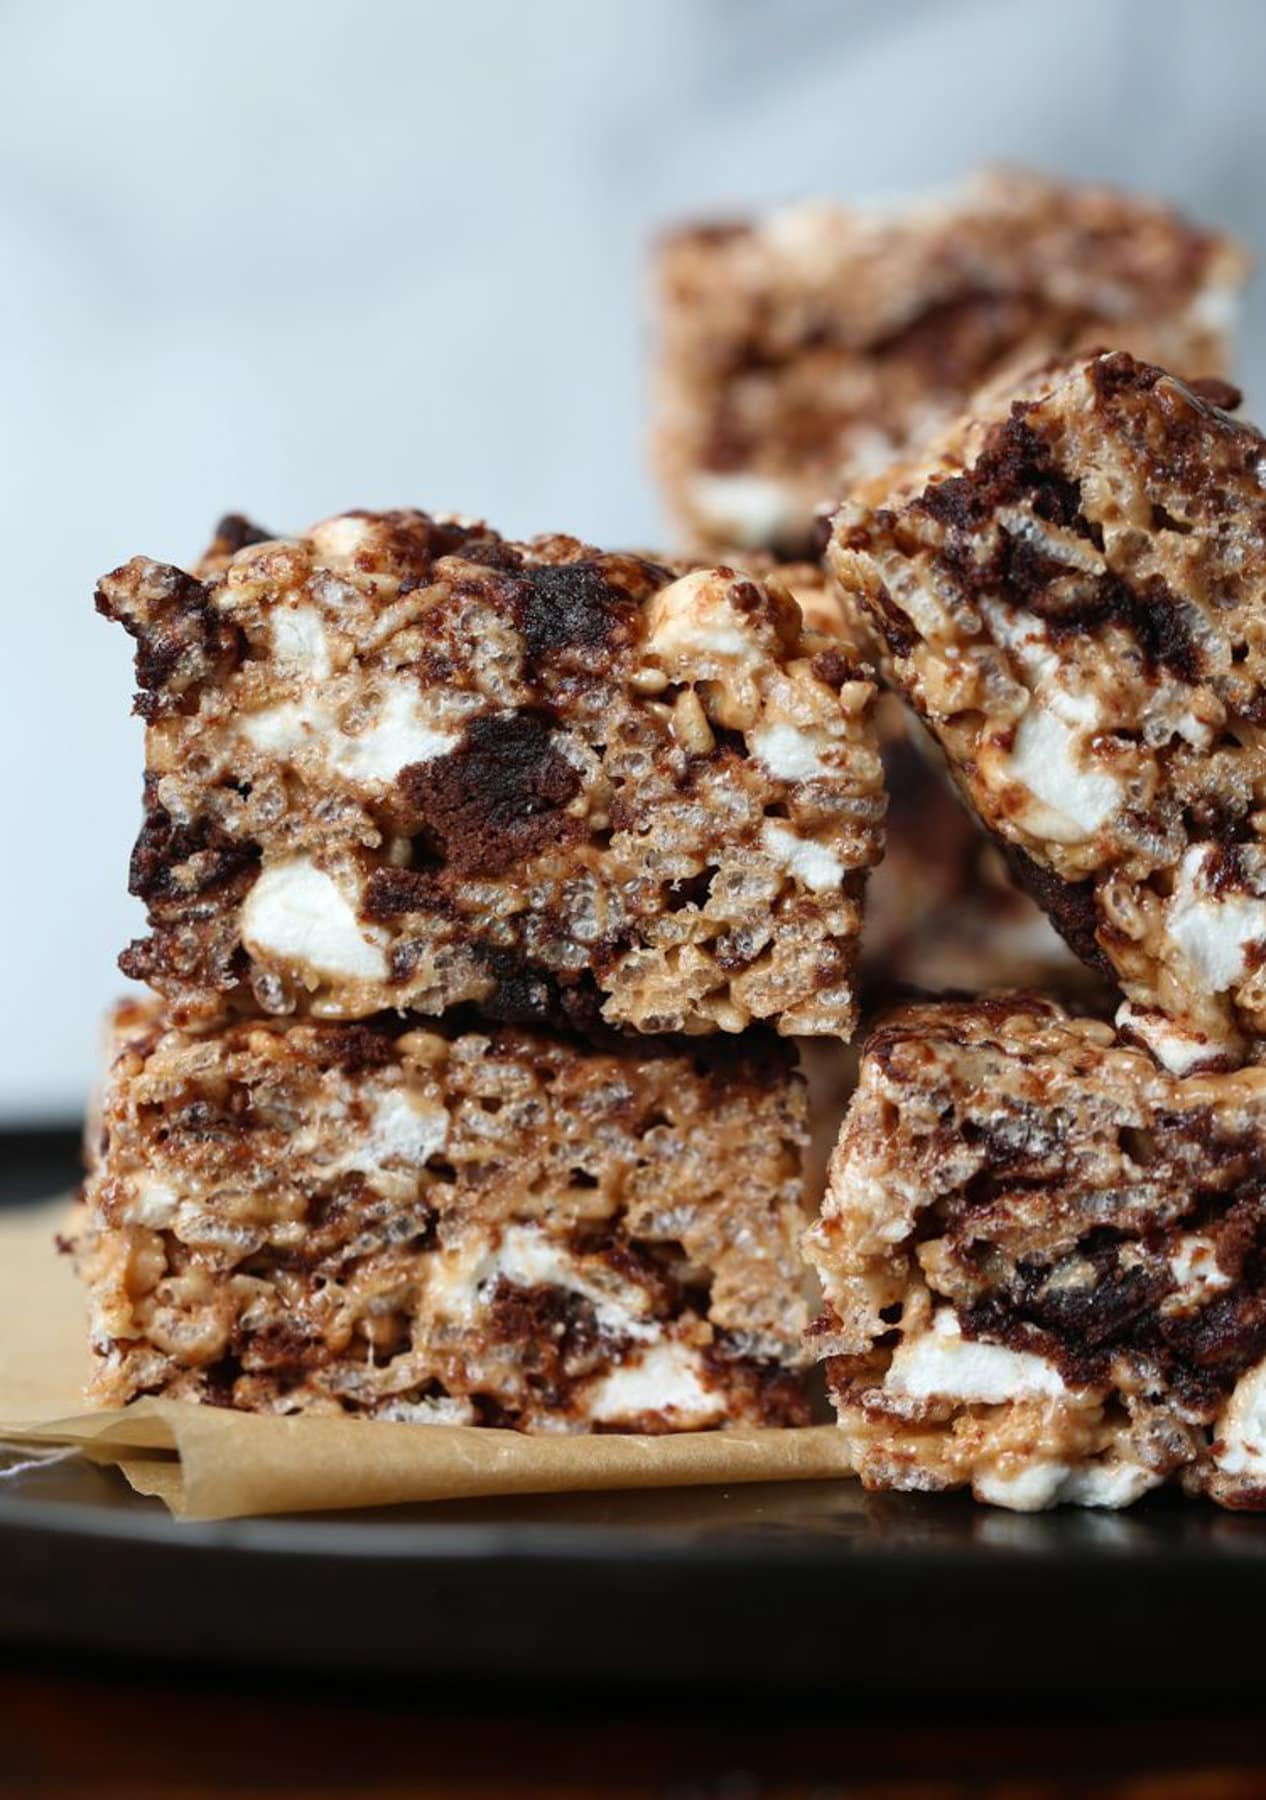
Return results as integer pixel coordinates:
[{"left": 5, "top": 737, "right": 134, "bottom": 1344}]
[{"left": 80, "top": 1002, "right": 812, "bottom": 1430}]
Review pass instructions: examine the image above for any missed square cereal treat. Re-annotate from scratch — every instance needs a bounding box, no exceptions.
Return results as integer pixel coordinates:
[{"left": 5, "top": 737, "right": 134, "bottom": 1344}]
[
  {"left": 831, "top": 351, "right": 1266, "bottom": 1071},
  {"left": 98, "top": 512, "right": 884, "bottom": 1038},
  {"left": 80, "top": 1001, "right": 812, "bottom": 1430},
  {"left": 654, "top": 167, "right": 1244, "bottom": 556},
  {"left": 805, "top": 996, "right": 1266, "bottom": 1510}
]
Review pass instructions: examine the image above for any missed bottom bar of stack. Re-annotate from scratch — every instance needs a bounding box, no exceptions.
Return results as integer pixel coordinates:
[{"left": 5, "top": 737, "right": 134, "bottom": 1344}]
[
  {"left": 804, "top": 996, "right": 1266, "bottom": 1510},
  {"left": 81, "top": 1003, "right": 812, "bottom": 1431}
]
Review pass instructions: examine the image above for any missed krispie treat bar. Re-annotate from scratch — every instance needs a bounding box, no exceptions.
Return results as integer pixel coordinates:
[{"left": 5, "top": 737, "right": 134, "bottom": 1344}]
[
  {"left": 654, "top": 166, "right": 1245, "bottom": 556},
  {"left": 80, "top": 1001, "right": 811, "bottom": 1428},
  {"left": 831, "top": 351, "right": 1266, "bottom": 1071},
  {"left": 98, "top": 512, "right": 884, "bottom": 1038},
  {"left": 805, "top": 996, "right": 1266, "bottom": 1510}
]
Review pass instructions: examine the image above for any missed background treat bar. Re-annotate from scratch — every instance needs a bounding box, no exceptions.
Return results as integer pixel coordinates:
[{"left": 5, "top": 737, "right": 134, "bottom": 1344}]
[
  {"left": 98, "top": 512, "right": 885, "bottom": 1040},
  {"left": 80, "top": 1001, "right": 812, "bottom": 1430},
  {"left": 805, "top": 995, "right": 1266, "bottom": 1511},
  {"left": 830, "top": 350, "right": 1266, "bottom": 1071},
  {"left": 653, "top": 166, "right": 1245, "bottom": 557}
]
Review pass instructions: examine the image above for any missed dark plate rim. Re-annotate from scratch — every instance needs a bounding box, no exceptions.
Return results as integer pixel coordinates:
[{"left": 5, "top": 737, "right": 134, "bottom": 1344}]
[{"left": 4, "top": 1468, "right": 1266, "bottom": 1570}]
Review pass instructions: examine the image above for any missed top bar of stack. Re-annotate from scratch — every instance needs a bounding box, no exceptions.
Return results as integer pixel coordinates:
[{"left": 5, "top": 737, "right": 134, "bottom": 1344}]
[
  {"left": 97, "top": 512, "right": 884, "bottom": 1040},
  {"left": 654, "top": 165, "right": 1245, "bottom": 557}
]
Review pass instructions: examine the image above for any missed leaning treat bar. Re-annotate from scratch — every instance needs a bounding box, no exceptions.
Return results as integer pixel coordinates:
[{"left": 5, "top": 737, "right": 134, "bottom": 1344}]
[
  {"left": 98, "top": 511, "right": 884, "bottom": 1038},
  {"left": 830, "top": 350, "right": 1266, "bottom": 1071},
  {"left": 805, "top": 996, "right": 1266, "bottom": 1510},
  {"left": 80, "top": 1001, "right": 811, "bottom": 1428},
  {"left": 654, "top": 166, "right": 1245, "bottom": 555}
]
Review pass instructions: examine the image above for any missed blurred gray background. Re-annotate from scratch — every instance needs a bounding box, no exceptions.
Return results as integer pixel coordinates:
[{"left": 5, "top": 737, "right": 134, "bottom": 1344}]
[{"left": 3, "top": 0, "right": 1265, "bottom": 1119}]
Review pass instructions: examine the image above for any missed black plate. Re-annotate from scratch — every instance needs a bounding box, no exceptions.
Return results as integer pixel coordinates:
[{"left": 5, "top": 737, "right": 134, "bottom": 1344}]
[
  {"left": 3, "top": 1446, "right": 1266, "bottom": 1691},
  {"left": 4, "top": 1129, "right": 1265, "bottom": 1693}
]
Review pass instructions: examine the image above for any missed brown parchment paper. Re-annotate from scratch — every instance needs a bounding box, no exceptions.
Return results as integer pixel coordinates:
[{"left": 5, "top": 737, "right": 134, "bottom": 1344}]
[{"left": 0, "top": 1199, "right": 853, "bottom": 1520}]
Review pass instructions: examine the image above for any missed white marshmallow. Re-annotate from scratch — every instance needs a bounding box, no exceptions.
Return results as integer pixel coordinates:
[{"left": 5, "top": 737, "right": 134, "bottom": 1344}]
[
  {"left": 1114, "top": 1002, "right": 1224, "bottom": 1078},
  {"left": 749, "top": 720, "right": 834, "bottom": 782},
  {"left": 645, "top": 568, "right": 764, "bottom": 667},
  {"left": 241, "top": 695, "right": 327, "bottom": 756},
  {"left": 1214, "top": 1357, "right": 1266, "bottom": 1482},
  {"left": 127, "top": 1177, "right": 178, "bottom": 1230},
  {"left": 379, "top": 1395, "right": 475, "bottom": 1426},
  {"left": 976, "top": 1457, "right": 1158, "bottom": 1512},
  {"left": 1168, "top": 1233, "right": 1233, "bottom": 1306},
  {"left": 490, "top": 1225, "right": 656, "bottom": 1340},
  {"left": 1002, "top": 706, "right": 1121, "bottom": 842},
  {"left": 309, "top": 514, "right": 373, "bottom": 561},
  {"left": 1061, "top": 1460, "right": 1161, "bottom": 1508},
  {"left": 242, "top": 676, "right": 459, "bottom": 783},
  {"left": 241, "top": 859, "right": 388, "bottom": 982},
  {"left": 1166, "top": 845, "right": 1266, "bottom": 992},
  {"left": 885, "top": 1308, "right": 1066, "bottom": 1405},
  {"left": 332, "top": 683, "right": 459, "bottom": 781},
  {"left": 982, "top": 558, "right": 1108, "bottom": 742},
  {"left": 585, "top": 1340, "right": 721, "bottom": 1424},
  {"left": 975, "top": 1462, "right": 1069, "bottom": 1510},
  {"left": 1190, "top": 281, "right": 1240, "bottom": 337},
  {"left": 761, "top": 819, "right": 844, "bottom": 892},
  {"left": 270, "top": 605, "right": 331, "bottom": 677},
  {"left": 340, "top": 1089, "right": 449, "bottom": 1176},
  {"left": 687, "top": 472, "right": 803, "bottom": 549},
  {"left": 426, "top": 1223, "right": 656, "bottom": 1343}
]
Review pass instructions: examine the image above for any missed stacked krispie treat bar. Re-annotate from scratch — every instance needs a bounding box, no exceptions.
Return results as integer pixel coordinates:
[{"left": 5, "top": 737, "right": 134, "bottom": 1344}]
[
  {"left": 83, "top": 513, "right": 885, "bottom": 1428},
  {"left": 659, "top": 170, "right": 1266, "bottom": 1511},
  {"left": 97, "top": 520, "right": 883, "bottom": 1038},
  {"left": 84, "top": 1000, "right": 811, "bottom": 1427},
  {"left": 806, "top": 996, "right": 1266, "bottom": 1509}
]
